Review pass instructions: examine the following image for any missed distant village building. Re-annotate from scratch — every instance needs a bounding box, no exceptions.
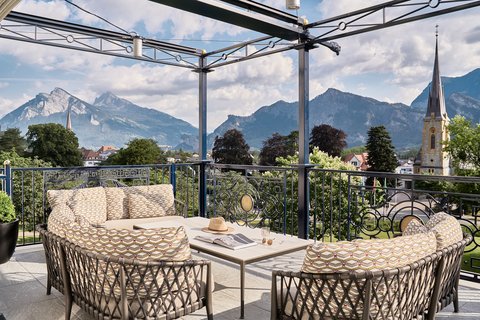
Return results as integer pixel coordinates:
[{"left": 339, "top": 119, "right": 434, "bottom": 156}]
[
  {"left": 413, "top": 32, "right": 450, "bottom": 176},
  {"left": 97, "top": 145, "right": 118, "bottom": 160},
  {"left": 344, "top": 152, "right": 369, "bottom": 171},
  {"left": 79, "top": 147, "right": 101, "bottom": 167}
]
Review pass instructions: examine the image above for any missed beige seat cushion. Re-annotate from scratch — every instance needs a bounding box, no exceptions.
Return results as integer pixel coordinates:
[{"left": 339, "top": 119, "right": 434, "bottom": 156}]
[
  {"left": 67, "top": 187, "right": 107, "bottom": 225},
  {"left": 104, "top": 187, "right": 131, "bottom": 220},
  {"left": 103, "top": 215, "right": 185, "bottom": 230}
]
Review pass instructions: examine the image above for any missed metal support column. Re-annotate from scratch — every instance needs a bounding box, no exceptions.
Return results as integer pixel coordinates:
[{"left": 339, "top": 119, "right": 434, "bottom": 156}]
[
  {"left": 199, "top": 56, "right": 208, "bottom": 218},
  {"left": 297, "top": 45, "right": 310, "bottom": 239}
]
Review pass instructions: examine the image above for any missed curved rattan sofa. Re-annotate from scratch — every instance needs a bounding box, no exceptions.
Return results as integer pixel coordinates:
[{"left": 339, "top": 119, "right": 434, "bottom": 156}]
[
  {"left": 271, "top": 234, "right": 471, "bottom": 320},
  {"left": 39, "top": 184, "right": 213, "bottom": 319},
  {"left": 271, "top": 211, "right": 471, "bottom": 320},
  {"left": 38, "top": 224, "right": 212, "bottom": 320}
]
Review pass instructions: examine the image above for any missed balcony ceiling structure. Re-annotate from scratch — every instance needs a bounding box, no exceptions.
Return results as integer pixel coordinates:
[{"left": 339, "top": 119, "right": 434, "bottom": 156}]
[{"left": 0, "top": 1, "right": 478, "bottom": 68}]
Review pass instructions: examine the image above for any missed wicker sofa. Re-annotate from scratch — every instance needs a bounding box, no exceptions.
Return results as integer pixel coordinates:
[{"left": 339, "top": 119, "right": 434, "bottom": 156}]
[
  {"left": 271, "top": 212, "right": 470, "bottom": 320},
  {"left": 39, "top": 184, "right": 213, "bottom": 320}
]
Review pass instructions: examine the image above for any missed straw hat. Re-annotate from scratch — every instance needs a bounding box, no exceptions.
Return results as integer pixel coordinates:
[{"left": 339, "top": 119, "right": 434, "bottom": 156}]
[{"left": 201, "top": 217, "right": 234, "bottom": 234}]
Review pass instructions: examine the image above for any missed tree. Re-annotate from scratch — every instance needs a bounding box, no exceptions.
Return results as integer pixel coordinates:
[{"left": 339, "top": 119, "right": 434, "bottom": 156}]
[
  {"left": 104, "top": 138, "right": 166, "bottom": 165},
  {"left": 211, "top": 129, "right": 252, "bottom": 165},
  {"left": 0, "top": 150, "right": 52, "bottom": 232},
  {"left": 365, "top": 125, "right": 397, "bottom": 172},
  {"left": 443, "top": 115, "right": 480, "bottom": 175},
  {"left": 310, "top": 124, "right": 347, "bottom": 157},
  {"left": 0, "top": 128, "right": 27, "bottom": 156},
  {"left": 26, "top": 123, "right": 82, "bottom": 167},
  {"left": 259, "top": 131, "right": 297, "bottom": 166}
]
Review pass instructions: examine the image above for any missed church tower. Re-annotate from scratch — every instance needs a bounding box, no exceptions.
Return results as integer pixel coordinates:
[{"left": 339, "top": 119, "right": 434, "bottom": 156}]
[
  {"left": 414, "top": 29, "right": 450, "bottom": 175},
  {"left": 66, "top": 105, "right": 72, "bottom": 131}
]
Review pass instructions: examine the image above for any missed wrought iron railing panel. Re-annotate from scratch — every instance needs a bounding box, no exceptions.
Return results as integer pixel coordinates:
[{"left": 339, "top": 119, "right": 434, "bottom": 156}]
[{"left": 8, "top": 162, "right": 480, "bottom": 280}]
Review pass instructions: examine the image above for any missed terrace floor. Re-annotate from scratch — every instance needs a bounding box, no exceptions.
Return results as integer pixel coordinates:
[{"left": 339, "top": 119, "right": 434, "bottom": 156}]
[{"left": 1, "top": 245, "right": 480, "bottom": 320}]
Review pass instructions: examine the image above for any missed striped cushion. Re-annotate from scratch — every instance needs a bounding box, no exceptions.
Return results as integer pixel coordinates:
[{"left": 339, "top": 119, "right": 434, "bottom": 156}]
[
  {"left": 403, "top": 219, "right": 428, "bottom": 236},
  {"left": 302, "top": 232, "right": 437, "bottom": 274},
  {"left": 68, "top": 187, "right": 107, "bottom": 225},
  {"left": 128, "top": 193, "right": 167, "bottom": 219}
]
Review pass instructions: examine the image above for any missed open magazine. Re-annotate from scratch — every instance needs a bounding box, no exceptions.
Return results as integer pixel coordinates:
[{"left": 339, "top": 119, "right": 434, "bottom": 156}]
[{"left": 194, "top": 233, "right": 257, "bottom": 250}]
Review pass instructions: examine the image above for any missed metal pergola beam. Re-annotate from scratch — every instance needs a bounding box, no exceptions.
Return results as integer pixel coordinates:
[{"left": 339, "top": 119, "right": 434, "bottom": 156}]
[
  {"left": 308, "top": 0, "right": 480, "bottom": 42},
  {"left": 217, "top": 0, "right": 300, "bottom": 25},
  {"left": 1, "top": 11, "right": 202, "bottom": 68},
  {"left": 148, "top": 0, "right": 306, "bottom": 41}
]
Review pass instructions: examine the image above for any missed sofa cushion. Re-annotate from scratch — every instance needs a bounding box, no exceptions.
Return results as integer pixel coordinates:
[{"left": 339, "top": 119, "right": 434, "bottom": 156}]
[
  {"left": 104, "top": 187, "right": 131, "bottom": 220},
  {"left": 132, "top": 184, "right": 176, "bottom": 216},
  {"left": 129, "top": 193, "right": 167, "bottom": 219},
  {"left": 68, "top": 187, "right": 107, "bottom": 225},
  {"left": 104, "top": 215, "right": 185, "bottom": 230},
  {"left": 302, "top": 232, "right": 437, "bottom": 274},
  {"left": 426, "top": 213, "right": 463, "bottom": 250},
  {"left": 403, "top": 219, "right": 428, "bottom": 236},
  {"left": 47, "top": 189, "right": 74, "bottom": 208}
]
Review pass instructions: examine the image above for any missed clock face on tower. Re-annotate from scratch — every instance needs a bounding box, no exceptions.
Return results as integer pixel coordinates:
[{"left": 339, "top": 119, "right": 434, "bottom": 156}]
[{"left": 430, "top": 127, "right": 435, "bottom": 133}]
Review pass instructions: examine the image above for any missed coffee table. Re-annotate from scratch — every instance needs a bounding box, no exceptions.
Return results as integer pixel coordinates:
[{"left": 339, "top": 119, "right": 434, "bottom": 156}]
[{"left": 134, "top": 216, "right": 313, "bottom": 319}]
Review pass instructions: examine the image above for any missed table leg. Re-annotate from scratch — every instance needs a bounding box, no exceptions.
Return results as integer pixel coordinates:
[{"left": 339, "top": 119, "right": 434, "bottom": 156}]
[{"left": 240, "top": 262, "right": 245, "bottom": 319}]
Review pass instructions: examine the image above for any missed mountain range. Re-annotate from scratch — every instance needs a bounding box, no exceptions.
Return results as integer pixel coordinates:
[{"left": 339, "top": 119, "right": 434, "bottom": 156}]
[
  {"left": 1, "top": 68, "right": 480, "bottom": 151},
  {"left": 0, "top": 88, "right": 198, "bottom": 150}
]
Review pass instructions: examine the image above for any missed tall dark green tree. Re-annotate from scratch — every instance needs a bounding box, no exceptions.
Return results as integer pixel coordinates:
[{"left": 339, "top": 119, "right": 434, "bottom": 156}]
[
  {"left": 365, "top": 125, "right": 397, "bottom": 172},
  {"left": 259, "top": 131, "right": 297, "bottom": 166},
  {"left": 212, "top": 129, "right": 252, "bottom": 165},
  {"left": 104, "top": 138, "right": 166, "bottom": 165},
  {"left": 0, "top": 128, "right": 27, "bottom": 156},
  {"left": 310, "top": 124, "right": 347, "bottom": 157},
  {"left": 26, "top": 123, "right": 82, "bottom": 167}
]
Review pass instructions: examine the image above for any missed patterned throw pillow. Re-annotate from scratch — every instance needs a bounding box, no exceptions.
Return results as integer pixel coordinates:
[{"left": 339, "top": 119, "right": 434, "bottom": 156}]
[
  {"left": 68, "top": 187, "right": 107, "bottom": 225},
  {"left": 133, "top": 184, "right": 176, "bottom": 216},
  {"left": 403, "top": 219, "right": 428, "bottom": 236},
  {"left": 426, "top": 213, "right": 463, "bottom": 250},
  {"left": 47, "top": 189, "right": 74, "bottom": 208},
  {"left": 302, "top": 232, "right": 437, "bottom": 274},
  {"left": 104, "top": 187, "right": 130, "bottom": 220},
  {"left": 128, "top": 193, "right": 167, "bottom": 219}
]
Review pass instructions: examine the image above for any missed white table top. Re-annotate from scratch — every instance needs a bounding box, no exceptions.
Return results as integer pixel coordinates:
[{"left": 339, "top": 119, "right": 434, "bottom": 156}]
[{"left": 134, "top": 216, "right": 314, "bottom": 265}]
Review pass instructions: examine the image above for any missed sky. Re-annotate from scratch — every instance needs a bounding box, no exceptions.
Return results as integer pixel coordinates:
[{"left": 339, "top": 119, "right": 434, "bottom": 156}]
[{"left": 0, "top": 0, "right": 480, "bottom": 132}]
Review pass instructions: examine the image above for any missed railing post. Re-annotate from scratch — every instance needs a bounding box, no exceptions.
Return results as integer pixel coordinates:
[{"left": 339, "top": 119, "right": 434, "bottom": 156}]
[
  {"left": 297, "top": 43, "right": 311, "bottom": 239},
  {"left": 199, "top": 161, "right": 209, "bottom": 218},
  {"left": 170, "top": 163, "right": 176, "bottom": 197},
  {"left": 197, "top": 55, "right": 211, "bottom": 218},
  {"left": 4, "top": 160, "right": 12, "bottom": 197}
]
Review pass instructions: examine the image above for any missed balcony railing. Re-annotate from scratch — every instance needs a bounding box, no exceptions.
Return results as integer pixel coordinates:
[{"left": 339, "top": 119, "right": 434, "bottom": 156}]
[{"left": 3, "top": 162, "right": 479, "bottom": 281}]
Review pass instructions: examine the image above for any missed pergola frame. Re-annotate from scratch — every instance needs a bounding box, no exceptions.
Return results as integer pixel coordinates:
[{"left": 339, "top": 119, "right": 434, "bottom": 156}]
[{"left": 1, "top": 0, "right": 480, "bottom": 238}]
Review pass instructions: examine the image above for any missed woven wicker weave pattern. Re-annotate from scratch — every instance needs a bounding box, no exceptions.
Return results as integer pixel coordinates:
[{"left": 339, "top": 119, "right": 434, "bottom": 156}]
[{"left": 37, "top": 224, "right": 213, "bottom": 320}]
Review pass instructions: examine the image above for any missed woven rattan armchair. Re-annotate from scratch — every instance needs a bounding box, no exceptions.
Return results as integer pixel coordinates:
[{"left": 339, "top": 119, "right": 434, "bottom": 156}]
[
  {"left": 37, "top": 224, "right": 213, "bottom": 320},
  {"left": 271, "top": 252, "right": 442, "bottom": 320}
]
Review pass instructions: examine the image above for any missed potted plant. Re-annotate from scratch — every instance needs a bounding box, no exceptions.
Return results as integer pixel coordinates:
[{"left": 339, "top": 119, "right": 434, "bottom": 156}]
[{"left": 0, "top": 190, "right": 18, "bottom": 264}]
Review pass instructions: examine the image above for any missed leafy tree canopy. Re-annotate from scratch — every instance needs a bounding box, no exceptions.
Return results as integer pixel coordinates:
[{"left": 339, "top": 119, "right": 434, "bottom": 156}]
[
  {"left": 104, "top": 138, "right": 166, "bottom": 165},
  {"left": 277, "top": 147, "right": 356, "bottom": 171},
  {"left": 259, "top": 131, "right": 297, "bottom": 166},
  {"left": 310, "top": 124, "right": 347, "bottom": 157},
  {"left": 26, "top": 123, "right": 82, "bottom": 167},
  {"left": 212, "top": 129, "right": 252, "bottom": 165},
  {"left": 365, "top": 125, "right": 397, "bottom": 172},
  {"left": 444, "top": 115, "right": 480, "bottom": 175},
  {"left": 0, "top": 128, "right": 27, "bottom": 156}
]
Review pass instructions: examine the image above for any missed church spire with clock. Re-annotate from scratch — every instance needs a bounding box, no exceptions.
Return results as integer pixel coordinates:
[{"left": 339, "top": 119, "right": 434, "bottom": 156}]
[{"left": 413, "top": 28, "right": 450, "bottom": 175}]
